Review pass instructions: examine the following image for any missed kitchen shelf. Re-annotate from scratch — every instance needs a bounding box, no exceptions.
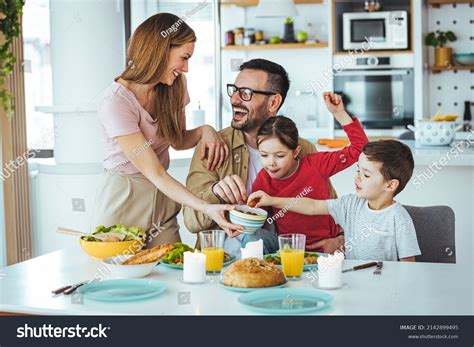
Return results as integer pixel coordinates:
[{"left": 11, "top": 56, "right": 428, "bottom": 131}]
[
  {"left": 427, "top": 0, "right": 473, "bottom": 8},
  {"left": 220, "top": 0, "right": 322, "bottom": 6},
  {"left": 333, "top": 50, "right": 413, "bottom": 55},
  {"left": 222, "top": 42, "right": 329, "bottom": 50},
  {"left": 430, "top": 65, "right": 474, "bottom": 73}
]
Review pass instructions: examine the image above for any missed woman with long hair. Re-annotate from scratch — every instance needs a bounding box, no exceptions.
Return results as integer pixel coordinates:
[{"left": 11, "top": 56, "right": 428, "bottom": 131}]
[{"left": 92, "top": 13, "right": 242, "bottom": 246}]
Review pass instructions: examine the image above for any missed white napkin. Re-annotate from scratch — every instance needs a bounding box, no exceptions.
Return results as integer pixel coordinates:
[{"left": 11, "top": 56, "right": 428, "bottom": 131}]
[{"left": 240, "top": 239, "right": 263, "bottom": 260}]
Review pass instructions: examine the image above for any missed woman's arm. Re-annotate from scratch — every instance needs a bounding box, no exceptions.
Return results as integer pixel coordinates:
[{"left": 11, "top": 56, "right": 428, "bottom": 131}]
[
  {"left": 116, "top": 131, "right": 242, "bottom": 232},
  {"left": 171, "top": 127, "right": 203, "bottom": 150}
]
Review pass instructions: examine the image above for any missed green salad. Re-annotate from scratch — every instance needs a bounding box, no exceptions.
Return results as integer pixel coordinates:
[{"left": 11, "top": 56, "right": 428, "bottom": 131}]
[
  {"left": 162, "top": 242, "right": 194, "bottom": 265},
  {"left": 82, "top": 224, "right": 145, "bottom": 242}
]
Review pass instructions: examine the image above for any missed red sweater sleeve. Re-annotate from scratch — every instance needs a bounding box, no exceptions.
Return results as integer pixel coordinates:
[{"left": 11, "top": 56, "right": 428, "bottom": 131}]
[
  {"left": 251, "top": 169, "right": 267, "bottom": 193},
  {"left": 308, "top": 118, "right": 369, "bottom": 177}
]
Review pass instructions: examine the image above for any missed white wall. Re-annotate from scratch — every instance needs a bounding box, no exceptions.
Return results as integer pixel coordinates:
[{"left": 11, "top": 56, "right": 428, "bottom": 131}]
[{"left": 426, "top": 3, "right": 473, "bottom": 117}]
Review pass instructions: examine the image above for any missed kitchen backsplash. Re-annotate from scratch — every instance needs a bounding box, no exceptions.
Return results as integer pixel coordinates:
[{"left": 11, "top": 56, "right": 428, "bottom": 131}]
[{"left": 427, "top": 3, "right": 474, "bottom": 118}]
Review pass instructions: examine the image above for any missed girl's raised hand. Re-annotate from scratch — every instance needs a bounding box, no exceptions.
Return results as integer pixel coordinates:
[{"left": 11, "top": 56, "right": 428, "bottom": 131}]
[
  {"left": 322, "top": 92, "right": 345, "bottom": 115},
  {"left": 247, "top": 190, "right": 275, "bottom": 209}
]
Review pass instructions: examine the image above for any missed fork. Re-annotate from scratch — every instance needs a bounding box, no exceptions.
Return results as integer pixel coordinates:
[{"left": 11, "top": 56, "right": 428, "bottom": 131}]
[{"left": 373, "top": 261, "right": 383, "bottom": 275}]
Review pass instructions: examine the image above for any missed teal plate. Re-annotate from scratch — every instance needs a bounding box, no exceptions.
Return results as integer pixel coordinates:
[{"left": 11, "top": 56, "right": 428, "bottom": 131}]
[
  {"left": 77, "top": 279, "right": 167, "bottom": 302},
  {"left": 265, "top": 252, "right": 326, "bottom": 272},
  {"left": 219, "top": 280, "right": 287, "bottom": 293},
  {"left": 161, "top": 255, "right": 236, "bottom": 270},
  {"left": 238, "top": 288, "right": 333, "bottom": 314}
]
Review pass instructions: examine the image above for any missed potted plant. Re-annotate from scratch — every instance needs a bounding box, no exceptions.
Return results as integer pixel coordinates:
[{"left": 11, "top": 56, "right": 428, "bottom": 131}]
[
  {"left": 0, "top": 1, "right": 25, "bottom": 116},
  {"left": 425, "top": 30, "right": 457, "bottom": 67}
]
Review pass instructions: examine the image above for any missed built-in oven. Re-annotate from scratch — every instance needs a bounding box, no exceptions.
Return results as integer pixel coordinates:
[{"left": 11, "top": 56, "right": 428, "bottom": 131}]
[{"left": 333, "top": 55, "right": 414, "bottom": 129}]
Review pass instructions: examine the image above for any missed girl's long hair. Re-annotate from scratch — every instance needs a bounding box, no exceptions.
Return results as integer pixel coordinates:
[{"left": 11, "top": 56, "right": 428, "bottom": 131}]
[{"left": 119, "top": 13, "right": 196, "bottom": 147}]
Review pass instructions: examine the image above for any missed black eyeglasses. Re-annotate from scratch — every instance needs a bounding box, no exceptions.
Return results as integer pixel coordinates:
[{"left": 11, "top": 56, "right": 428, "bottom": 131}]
[{"left": 226, "top": 84, "right": 276, "bottom": 101}]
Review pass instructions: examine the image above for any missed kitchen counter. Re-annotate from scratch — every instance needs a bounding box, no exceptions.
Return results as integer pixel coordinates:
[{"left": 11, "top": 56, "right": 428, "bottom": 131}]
[
  {"left": 316, "top": 140, "right": 474, "bottom": 167},
  {"left": 0, "top": 247, "right": 472, "bottom": 315}
]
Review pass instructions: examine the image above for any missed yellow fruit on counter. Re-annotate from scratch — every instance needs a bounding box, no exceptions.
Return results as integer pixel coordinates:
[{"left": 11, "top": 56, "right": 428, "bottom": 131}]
[{"left": 442, "top": 114, "right": 459, "bottom": 121}]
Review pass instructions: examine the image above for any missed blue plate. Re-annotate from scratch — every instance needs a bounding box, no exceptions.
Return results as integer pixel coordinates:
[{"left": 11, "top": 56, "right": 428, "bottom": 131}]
[
  {"left": 161, "top": 255, "right": 236, "bottom": 270},
  {"left": 238, "top": 288, "right": 333, "bottom": 314},
  {"left": 77, "top": 279, "right": 167, "bottom": 302},
  {"left": 265, "top": 252, "right": 326, "bottom": 272},
  {"left": 219, "top": 280, "right": 287, "bottom": 293}
]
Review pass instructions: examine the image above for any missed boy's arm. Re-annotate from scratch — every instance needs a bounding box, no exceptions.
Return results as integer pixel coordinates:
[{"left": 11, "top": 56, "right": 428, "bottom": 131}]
[
  {"left": 400, "top": 257, "right": 416, "bottom": 262},
  {"left": 272, "top": 197, "right": 329, "bottom": 216},
  {"left": 395, "top": 207, "right": 422, "bottom": 261}
]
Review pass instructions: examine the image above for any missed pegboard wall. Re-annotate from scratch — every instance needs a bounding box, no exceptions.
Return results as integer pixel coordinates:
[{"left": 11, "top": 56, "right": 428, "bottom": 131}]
[{"left": 427, "top": 2, "right": 474, "bottom": 118}]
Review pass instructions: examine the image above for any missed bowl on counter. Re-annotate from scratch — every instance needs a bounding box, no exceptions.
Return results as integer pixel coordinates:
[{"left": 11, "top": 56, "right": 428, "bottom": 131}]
[
  {"left": 80, "top": 238, "right": 144, "bottom": 259},
  {"left": 101, "top": 255, "right": 158, "bottom": 278},
  {"left": 407, "top": 120, "right": 463, "bottom": 146},
  {"left": 453, "top": 53, "right": 474, "bottom": 66},
  {"left": 229, "top": 205, "right": 268, "bottom": 234}
]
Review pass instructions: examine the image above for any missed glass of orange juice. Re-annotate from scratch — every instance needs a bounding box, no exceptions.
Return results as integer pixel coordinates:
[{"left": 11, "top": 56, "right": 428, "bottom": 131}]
[
  {"left": 199, "top": 230, "right": 225, "bottom": 274},
  {"left": 278, "top": 234, "right": 306, "bottom": 280}
]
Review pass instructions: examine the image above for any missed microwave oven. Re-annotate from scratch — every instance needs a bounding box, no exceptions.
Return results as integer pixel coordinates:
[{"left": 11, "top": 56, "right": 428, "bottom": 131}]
[{"left": 343, "top": 11, "right": 408, "bottom": 50}]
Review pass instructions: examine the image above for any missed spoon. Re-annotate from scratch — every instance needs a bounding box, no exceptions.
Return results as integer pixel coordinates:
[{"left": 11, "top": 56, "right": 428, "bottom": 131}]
[{"left": 56, "top": 227, "right": 125, "bottom": 242}]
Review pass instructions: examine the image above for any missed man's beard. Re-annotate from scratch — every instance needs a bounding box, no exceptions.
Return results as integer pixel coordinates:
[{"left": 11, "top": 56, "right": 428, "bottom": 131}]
[{"left": 231, "top": 102, "right": 269, "bottom": 132}]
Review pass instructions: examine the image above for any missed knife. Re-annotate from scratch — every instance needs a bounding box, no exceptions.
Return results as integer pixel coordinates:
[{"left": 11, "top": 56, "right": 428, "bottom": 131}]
[
  {"left": 63, "top": 280, "right": 91, "bottom": 295},
  {"left": 52, "top": 280, "right": 90, "bottom": 296},
  {"left": 342, "top": 261, "right": 378, "bottom": 273},
  {"left": 51, "top": 285, "right": 72, "bottom": 295}
]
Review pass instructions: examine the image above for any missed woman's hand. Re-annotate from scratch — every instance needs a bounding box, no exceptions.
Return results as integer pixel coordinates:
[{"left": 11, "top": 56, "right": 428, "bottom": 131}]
[
  {"left": 247, "top": 190, "right": 276, "bottom": 209},
  {"left": 202, "top": 204, "right": 244, "bottom": 235},
  {"left": 200, "top": 125, "right": 229, "bottom": 171}
]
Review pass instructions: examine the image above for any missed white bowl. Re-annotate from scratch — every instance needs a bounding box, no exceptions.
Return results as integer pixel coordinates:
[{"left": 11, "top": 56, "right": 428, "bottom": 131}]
[
  {"left": 453, "top": 53, "right": 474, "bottom": 66},
  {"left": 407, "top": 121, "right": 462, "bottom": 146},
  {"left": 101, "top": 255, "right": 158, "bottom": 278},
  {"left": 229, "top": 205, "right": 268, "bottom": 234}
]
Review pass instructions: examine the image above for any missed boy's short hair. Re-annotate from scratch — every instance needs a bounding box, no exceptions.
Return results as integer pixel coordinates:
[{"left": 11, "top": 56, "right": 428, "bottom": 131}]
[{"left": 363, "top": 140, "right": 414, "bottom": 196}]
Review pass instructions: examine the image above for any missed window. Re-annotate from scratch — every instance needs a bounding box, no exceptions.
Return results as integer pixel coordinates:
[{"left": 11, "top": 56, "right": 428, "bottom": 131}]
[{"left": 23, "top": 0, "right": 54, "bottom": 152}]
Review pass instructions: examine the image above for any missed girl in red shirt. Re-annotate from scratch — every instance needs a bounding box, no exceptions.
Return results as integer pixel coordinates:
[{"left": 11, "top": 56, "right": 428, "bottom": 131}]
[{"left": 248, "top": 92, "right": 369, "bottom": 252}]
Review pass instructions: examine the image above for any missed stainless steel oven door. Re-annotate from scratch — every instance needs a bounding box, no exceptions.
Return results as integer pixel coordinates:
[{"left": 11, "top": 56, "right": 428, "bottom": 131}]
[{"left": 334, "top": 69, "right": 414, "bottom": 129}]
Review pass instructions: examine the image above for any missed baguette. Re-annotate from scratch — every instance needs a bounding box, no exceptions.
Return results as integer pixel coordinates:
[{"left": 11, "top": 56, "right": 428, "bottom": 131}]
[{"left": 122, "top": 243, "right": 174, "bottom": 265}]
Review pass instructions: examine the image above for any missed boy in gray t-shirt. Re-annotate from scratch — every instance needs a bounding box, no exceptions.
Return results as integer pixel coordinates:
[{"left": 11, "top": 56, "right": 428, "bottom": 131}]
[{"left": 248, "top": 140, "right": 421, "bottom": 261}]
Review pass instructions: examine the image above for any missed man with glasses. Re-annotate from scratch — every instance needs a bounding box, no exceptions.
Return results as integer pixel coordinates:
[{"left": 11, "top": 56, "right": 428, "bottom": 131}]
[{"left": 184, "top": 59, "right": 339, "bottom": 255}]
